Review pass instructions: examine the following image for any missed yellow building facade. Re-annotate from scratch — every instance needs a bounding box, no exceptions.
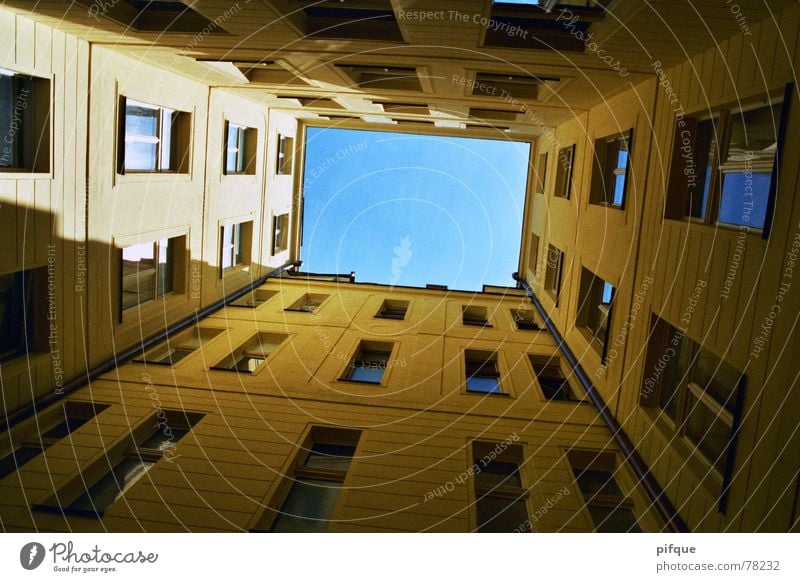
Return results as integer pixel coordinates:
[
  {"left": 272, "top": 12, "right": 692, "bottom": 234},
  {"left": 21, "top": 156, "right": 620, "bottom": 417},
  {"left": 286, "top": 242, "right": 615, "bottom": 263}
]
[{"left": 0, "top": 0, "right": 798, "bottom": 532}]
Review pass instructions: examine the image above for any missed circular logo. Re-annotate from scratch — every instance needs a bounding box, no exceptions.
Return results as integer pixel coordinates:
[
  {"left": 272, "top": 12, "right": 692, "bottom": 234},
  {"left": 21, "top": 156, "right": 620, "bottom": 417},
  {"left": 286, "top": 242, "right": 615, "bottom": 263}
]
[{"left": 20, "top": 542, "right": 46, "bottom": 570}]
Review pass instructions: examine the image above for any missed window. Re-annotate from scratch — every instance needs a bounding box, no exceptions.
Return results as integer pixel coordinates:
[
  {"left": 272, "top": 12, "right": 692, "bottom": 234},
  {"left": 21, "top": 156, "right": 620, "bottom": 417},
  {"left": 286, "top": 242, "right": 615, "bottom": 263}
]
[
  {"left": 528, "top": 233, "right": 540, "bottom": 275},
  {"left": 576, "top": 268, "right": 615, "bottom": 360},
  {"left": 665, "top": 92, "right": 788, "bottom": 231},
  {"left": 376, "top": 299, "right": 408, "bottom": 320},
  {"left": 344, "top": 341, "right": 393, "bottom": 384},
  {"left": 465, "top": 350, "right": 503, "bottom": 395},
  {"left": 120, "top": 236, "right": 183, "bottom": 313},
  {"left": 223, "top": 122, "right": 256, "bottom": 175},
  {"left": 118, "top": 97, "right": 190, "bottom": 174},
  {"left": 276, "top": 134, "right": 294, "bottom": 175},
  {"left": 590, "top": 130, "right": 632, "bottom": 208},
  {"left": 230, "top": 288, "right": 277, "bottom": 308},
  {"left": 530, "top": 355, "right": 577, "bottom": 401},
  {"left": 271, "top": 214, "right": 289, "bottom": 255},
  {"left": 534, "top": 152, "right": 547, "bottom": 195},
  {"left": 0, "top": 402, "right": 109, "bottom": 480},
  {"left": 462, "top": 305, "right": 491, "bottom": 327},
  {"left": 286, "top": 293, "right": 327, "bottom": 313},
  {"left": 472, "top": 441, "right": 530, "bottom": 532},
  {"left": 568, "top": 450, "right": 641, "bottom": 532},
  {"left": 553, "top": 145, "right": 574, "bottom": 199},
  {"left": 134, "top": 327, "right": 222, "bottom": 366},
  {"left": 337, "top": 65, "right": 422, "bottom": 92},
  {"left": 220, "top": 221, "right": 252, "bottom": 274},
  {"left": 543, "top": 244, "right": 564, "bottom": 303},
  {"left": 254, "top": 427, "right": 361, "bottom": 532},
  {"left": 0, "top": 69, "right": 50, "bottom": 172},
  {"left": 641, "top": 315, "right": 744, "bottom": 475},
  {"left": 0, "top": 267, "right": 45, "bottom": 363},
  {"left": 80, "top": 0, "right": 222, "bottom": 33},
  {"left": 47, "top": 411, "right": 203, "bottom": 517},
  {"left": 512, "top": 308, "right": 539, "bottom": 331},
  {"left": 212, "top": 333, "right": 286, "bottom": 373}
]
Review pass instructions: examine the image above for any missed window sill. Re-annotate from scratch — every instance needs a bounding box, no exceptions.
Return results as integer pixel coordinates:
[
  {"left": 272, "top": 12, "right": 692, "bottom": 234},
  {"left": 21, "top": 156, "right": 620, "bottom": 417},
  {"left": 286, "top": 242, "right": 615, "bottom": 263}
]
[
  {"left": 464, "top": 390, "right": 509, "bottom": 397},
  {"left": 336, "top": 378, "right": 383, "bottom": 386},
  {"left": 663, "top": 218, "right": 767, "bottom": 241},
  {"left": 32, "top": 503, "right": 103, "bottom": 518}
]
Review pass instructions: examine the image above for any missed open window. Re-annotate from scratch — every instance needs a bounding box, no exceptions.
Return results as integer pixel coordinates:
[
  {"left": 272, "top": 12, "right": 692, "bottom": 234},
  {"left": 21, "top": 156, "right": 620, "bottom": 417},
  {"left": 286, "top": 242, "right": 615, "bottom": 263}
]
[
  {"left": 553, "top": 145, "right": 574, "bottom": 199},
  {"left": 229, "top": 288, "right": 277, "bottom": 308},
  {"left": 134, "top": 327, "right": 222, "bottom": 366},
  {"left": 512, "top": 308, "right": 540, "bottom": 331},
  {"left": 286, "top": 293, "right": 327, "bottom": 313},
  {"left": 376, "top": 299, "right": 408, "bottom": 320},
  {"left": 665, "top": 87, "right": 790, "bottom": 234},
  {"left": 253, "top": 426, "right": 361, "bottom": 532},
  {"left": 120, "top": 236, "right": 185, "bottom": 315},
  {"left": 220, "top": 221, "right": 253, "bottom": 275},
  {"left": 0, "top": 69, "right": 50, "bottom": 172},
  {"left": 576, "top": 267, "right": 615, "bottom": 361},
  {"left": 271, "top": 214, "right": 289, "bottom": 255},
  {"left": 530, "top": 355, "right": 578, "bottom": 401},
  {"left": 223, "top": 122, "right": 257, "bottom": 175},
  {"left": 34, "top": 410, "right": 203, "bottom": 517},
  {"left": 276, "top": 135, "right": 294, "bottom": 175},
  {"left": 543, "top": 244, "right": 564, "bottom": 304},
  {"left": 212, "top": 332, "right": 287, "bottom": 374},
  {"left": 118, "top": 97, "right": 191, "bottom": 174},
  {"left": 590, "top": 130, "right": 632, "bottom": 208},
  {"left": 462, "top": 305, "right": 491, "bottom": 327}
]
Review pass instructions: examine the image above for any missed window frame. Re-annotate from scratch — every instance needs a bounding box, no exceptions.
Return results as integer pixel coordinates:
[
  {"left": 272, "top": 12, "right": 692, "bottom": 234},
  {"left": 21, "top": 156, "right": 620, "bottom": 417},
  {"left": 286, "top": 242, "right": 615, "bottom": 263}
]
[
  {"left": 552, "top": 144, "right": 574, "bottom": 199},
  {"left": 32, "top": 409, "right": 202, "bottom": 518},
  {"left": 117, "top": 96, "right": 191, "bottom": 175},
  {"left": 464, "top": 350, "right": 506, "bottom": 396},
  {"left": 640, "top": 315, "right": 746, "bottom": 497},
  {"left": 543, "top": 244, "right": 565, "bottom": 305},
  {"left": 276, "top": 134, "right": 294, "bottom": 175},
  {"left": 133, "top": 327, "right": 223, "bottom": 367},
  {"left": 271, "top": 213, "right": 289, "bottom": 255},
  {"left": 665, "top": 85, "right": 791, "bottom": 237},
  {"left": 589, "top": 129, "right": 632, "bottom": 209},
  {"left": 576, "top": 267, "right": 615, "bottom": 362},
  {"left": 220, "top": 221, "right": 252, "bottom": 275},
  {"left": 375, "top": 299, "right": 409, "bottom": 320},
  {"left": 0, "top": 69, "right": 51, "bottom": 173},
  {"left": 567, "top": 449, "right": 642, "bottom": 533},
  {"left": 119, "top": 236, "right": 183, "bottom": 317},
  {"left": 223, "top": 121, "right": 257, "bottom": 175},
  {"left": 341, "top": 341, "right": 395, "bottom": 385},
  {"left": 471, "top": 440, "right": 530, "bottom": 533},
  {"left": 211, "top": 332, "right": 287, "bottom": 374},
  {"left": 251, "top": 426, "right": 361, "bottom": 532}
]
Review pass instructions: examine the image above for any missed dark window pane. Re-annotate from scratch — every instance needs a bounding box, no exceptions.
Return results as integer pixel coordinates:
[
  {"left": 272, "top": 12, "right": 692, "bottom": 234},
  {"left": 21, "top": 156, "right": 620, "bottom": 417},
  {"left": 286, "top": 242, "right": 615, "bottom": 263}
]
[
  {"left": 41, "top": 415, "right": 92, "bottom": 440},
  {"left": 475, "top": 459, "right": 522, "bottom": 488},
  {"left": 0, "top": 271, "right": 32, "bottom": 362},
  {"left": 0, "top": 445, "right": 43, "bottom": 479},
  {"left": 476, "top": 496, "right": 530, "bottom": 532},
  {"left": 684, "top": 391, "right": 731, "bottom": 472},
  {"left": 304, "top": 443, "right": 356, "bottom": 471},
  {"left": 539, "top": 377, "right": 574, "bottom": 401},
  {"left": 270, "top": 478, "right": 342, "bottom": 532},
  {"left": 589, "top": 505, "right": 641, "bottom": 532},
  {"left": 69, "top": 457, "right": 152, "bottom": 513},
  {"left": 692, "top": 347, "right": 741, "bottom": 413},
  {"left": 574, "top": 468, "right": 624, "bottom": 498}
]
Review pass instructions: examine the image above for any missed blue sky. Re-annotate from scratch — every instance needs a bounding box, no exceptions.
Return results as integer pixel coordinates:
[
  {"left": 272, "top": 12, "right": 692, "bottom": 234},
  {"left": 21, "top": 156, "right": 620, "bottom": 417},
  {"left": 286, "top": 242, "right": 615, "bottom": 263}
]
[{"left": 300, "top": 127, "right": 531, "bottom": 291}]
